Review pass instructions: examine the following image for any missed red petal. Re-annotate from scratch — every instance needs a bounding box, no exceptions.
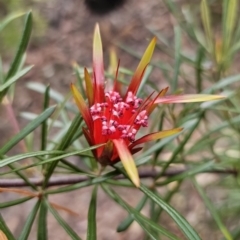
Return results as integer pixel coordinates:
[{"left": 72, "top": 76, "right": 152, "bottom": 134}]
[
  {"left": 93, "top": 23, "right": 105, "bottom": 102},
  {"left": 71, "top": 84, "right": 93, "bottom": 130},
  {"left": 82, "top": 127, "right": 93, "bottom": 146},
  {"left": 130, "top": 128, "right": 183, "bottom": 149},
  {"left": 146, "top": 87, "right": 169, "bottom": 115},
  {"left": 99, "top": 140, "right": 114, "bottom": 166}
]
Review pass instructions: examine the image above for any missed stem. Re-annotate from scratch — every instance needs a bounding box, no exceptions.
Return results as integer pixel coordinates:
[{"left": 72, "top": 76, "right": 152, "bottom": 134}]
[{"left": 0, "top": 168, "right": 237, "bottom": 188}]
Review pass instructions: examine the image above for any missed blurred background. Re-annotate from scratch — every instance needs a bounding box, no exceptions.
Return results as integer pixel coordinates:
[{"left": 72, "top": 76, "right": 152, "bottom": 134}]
[{"left": 1, "top": 0, "right": 240, "bottom": 239}]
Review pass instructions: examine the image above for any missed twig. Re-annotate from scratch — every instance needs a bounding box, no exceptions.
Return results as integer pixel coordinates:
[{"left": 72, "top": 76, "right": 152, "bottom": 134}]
[{"left": 0, "top": 168, "right": 237, "bottom": 188}]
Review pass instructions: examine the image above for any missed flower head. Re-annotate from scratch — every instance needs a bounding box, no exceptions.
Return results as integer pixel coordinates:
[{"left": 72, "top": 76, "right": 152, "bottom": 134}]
[{"left": 71, "top": 24, "right": 223, "bottom": 187}]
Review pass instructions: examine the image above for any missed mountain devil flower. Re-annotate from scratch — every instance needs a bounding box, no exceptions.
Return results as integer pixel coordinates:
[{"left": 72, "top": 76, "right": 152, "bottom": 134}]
[{"left": 71, "top": 24, "right": 223, "bottom": 187}]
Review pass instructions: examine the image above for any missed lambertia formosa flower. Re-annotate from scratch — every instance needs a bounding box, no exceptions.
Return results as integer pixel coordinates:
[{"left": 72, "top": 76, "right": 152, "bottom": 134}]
[{"left": 71, "top": 24, "right": 223, "bottom": 187}]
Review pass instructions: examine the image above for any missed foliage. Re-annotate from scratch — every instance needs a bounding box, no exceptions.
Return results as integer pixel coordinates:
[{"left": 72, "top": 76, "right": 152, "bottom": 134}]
[
  {"left": 0, "top": 1, "right": 240, "bottom": 239},
  {"left": 0, "top": 0, "right": 47, "bottom": 55}
]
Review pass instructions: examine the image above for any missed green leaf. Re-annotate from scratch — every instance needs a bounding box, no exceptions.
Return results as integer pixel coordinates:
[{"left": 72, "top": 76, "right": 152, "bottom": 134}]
[
  {"left": 105, "top": 179, "right": 134, "bottom": 187},
  {"left": 162, "top": 0, "right": 196, "bottom": 41},
  {"left": 203, "top": 74, "right": 240, "bottom": 93},
  {"left": 0, "top": 11, "right": 32, "bottom": 101},
  {"left": 74, "top": 65, "right": 86, "bottom": 99},
  {"left": 140, "top": 117, "right": 199, "bottom": 159},
  {"left": 41, "top": 85, "right": 50, "bottom": 151},
  {"left": 140, "top": 185, "right": 201, "bottom": 240},
  {"left": 137, "top": 65, "right": 153, "bottom": 96},
  {"left": 118, "top": 43, "right": 172, "bottom": 73},
  {"left": 42, "top": 114, "right": 82, "bottom": 188},
  {"left": 20, "top": 112, "right": 63, "bottom": 128},
  {"left": 153, "top": 181, "right": 182, "bottom": 223},
  {"left": 200, "top": 0, "right": 213, "bottom": 52},
  {"left": 0, "top": 12, "right": 25, "bottom": 32},
  {"left": 18, "top": 200, "right": 41, "bottom": 240},
  {"left": 0, "top": 145, "right": 101, "bottom": 170},
  {"left": 172, "top": 25, "right": 181, "bottom": 92},
  {"left": 232, "top": 228, "right": 240, "bottom": 240},
  {"left": 140, "top": 130, "right": 181, "bottom": 158},
  {"left": 46, "top": 201, "right": 81, "bottom": 240},
  {"left": 195, "top": 47, "right": 205, "bottom": 93},
  {"left": 27, "top": 82, "right": 75, "bottom": 112},
  {"left": 0, "top": 214, "right": 15, "bottom": 240},
  {"left": 7, "top": 163, "right": 38, "bottom": 190},
  {"left": 0, "top": 57, "right": 4, "bottom": 85},
  {"left": 87, "top": 186, "right": 98, "bottom": 240},
  {"left": 0, "top": 150, "right": 62, "bottom": 168},
  {"left": 223, "top": 0, "right": 238, "bottom": 53},
  {"left": 5, "top": 12, "right": 32, "bottom": 81},
  {"left": 192, "top": 178, "right": 233, "bottom": 240},
  {"left": 156, "top": 161, "right": 215, "bottom": 186},
  {"left": 156, "top": 114, "right": 203, "bottom": 179},
  {"left": 0, "top": 196, "right": 33, "bottom": 208},
  {"left": 0, "top": 65, "right": 33, "bottom": 92},
  {"left": 37, "top": 199, "right": 48, "bottom": 240},
  {"left": 180, "top": 5, "right": 207, "bottom": 50},
  {"left": 102, "top": 185, "right": 181, "bottom": 240},
  {"left": 0, "top": 105, "right": 56, "bottom": 156},
  {"left": 117, "top": 195, "right": 148, "bottom": 232},
  {"left": 187, "top": 115, "right": 240, "bottom": 154},
  {"left": 41, "top": 85, "right": 51, "bottom": 172},
  {"left": 60, "top": 159, "right": 92, "bottom": 175}
]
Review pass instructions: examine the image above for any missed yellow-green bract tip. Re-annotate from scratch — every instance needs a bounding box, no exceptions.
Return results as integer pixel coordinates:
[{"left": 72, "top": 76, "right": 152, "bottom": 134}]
[
  {"left": 113, "top": 139, "right": 140, "bottom": 187},
  {"left": 127, "top": 37, "right": 157, "bottom": 96}
]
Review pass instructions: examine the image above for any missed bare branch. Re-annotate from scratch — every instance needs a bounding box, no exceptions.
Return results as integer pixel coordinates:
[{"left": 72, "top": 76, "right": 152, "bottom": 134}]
[{"left": 0, "top": 168, "right": 237, "bottom": 188}]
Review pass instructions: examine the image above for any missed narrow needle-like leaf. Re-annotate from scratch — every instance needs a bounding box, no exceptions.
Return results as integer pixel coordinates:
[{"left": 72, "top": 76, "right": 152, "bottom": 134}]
[
  {"left": 87, "top": 186, "right": 98, "bottom": 240},
  {"left": 18, "top": 200, "right": 41, "bottom": 240},
  {"left": 0, "top": 214, "right": 15, "bottom": 240},
  {"left": 0, "top": 106, "right": 56, "bottom": 156}
]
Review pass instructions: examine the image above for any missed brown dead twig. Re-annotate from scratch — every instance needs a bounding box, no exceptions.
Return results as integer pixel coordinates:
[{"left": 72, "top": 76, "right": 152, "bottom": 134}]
[{"left": 0, "top": 168, "right": 238, "bottom": 188}]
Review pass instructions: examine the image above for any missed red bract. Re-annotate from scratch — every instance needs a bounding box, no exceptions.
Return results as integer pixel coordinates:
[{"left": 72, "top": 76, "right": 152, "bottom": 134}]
[{"left": 71, "top": 24, "right": 223, "bottom": 187}]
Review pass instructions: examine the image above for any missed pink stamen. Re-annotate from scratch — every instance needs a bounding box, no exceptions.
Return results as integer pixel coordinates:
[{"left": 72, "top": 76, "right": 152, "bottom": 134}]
[
  {"left": 126, "top": 91, "right": 143, "bottom": 109},
  {"left": 90, "top": 103, "right": 102, "bottom": 115},
  {"left": 120, "top": 125, "right": 137, "bottom": 142},
  {"left": 113, "top": 102, "right": 130, "bottom": 117},
  {"left": 135, "top": 110, "right": 148, "bottom": 127},
  {"left": 102, "top": 120, "right": 117, "bottom": 135},
  {"left": 89, "top": 90, "right": 148, "bottom": 141},
  {"left": 105, "top": 91, "right": 122, "bottom": 103}
]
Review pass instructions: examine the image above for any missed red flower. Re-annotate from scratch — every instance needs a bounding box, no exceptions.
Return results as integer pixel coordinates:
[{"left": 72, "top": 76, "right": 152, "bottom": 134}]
[{"left": 71, "top": 24, "right": 223, "bottom": 187}]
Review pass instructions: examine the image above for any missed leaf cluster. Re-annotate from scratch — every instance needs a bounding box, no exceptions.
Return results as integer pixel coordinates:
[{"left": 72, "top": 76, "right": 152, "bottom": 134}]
[{"left": 1, "top": 2, "right": 240, "bottom": 239}]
